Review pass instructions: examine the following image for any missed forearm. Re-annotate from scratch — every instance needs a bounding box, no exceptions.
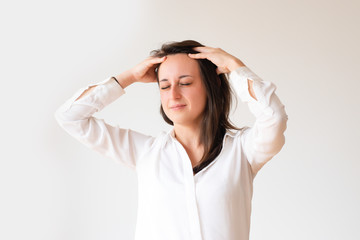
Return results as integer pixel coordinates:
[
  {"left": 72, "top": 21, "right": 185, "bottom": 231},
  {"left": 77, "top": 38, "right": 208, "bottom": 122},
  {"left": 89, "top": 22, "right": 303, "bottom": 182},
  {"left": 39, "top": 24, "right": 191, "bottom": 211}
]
[
  {"left": 229, "top": 65, "right": 288, "bottom": 175},
  {"left": 114, "top": 69, "right": 136, "bottom": 89},
  {"left": 76, "top": 70, "right": 135, "bottom": 101},
  {"left": 75, "top": 86, "right": 97, "bottom": 101},
  {"left": 247, "top": 79, "right": 257, "bottom": 101},
  {"left": 228, "top": 58, "right": 258, "bottom": 101}
]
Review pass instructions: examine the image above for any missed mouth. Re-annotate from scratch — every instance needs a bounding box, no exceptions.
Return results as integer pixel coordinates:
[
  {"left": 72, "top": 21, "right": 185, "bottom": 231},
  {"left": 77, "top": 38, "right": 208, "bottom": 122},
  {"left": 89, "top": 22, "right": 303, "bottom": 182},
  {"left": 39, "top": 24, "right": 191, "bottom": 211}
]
[{"left": 170, "top": 104, "right": 186, "bottom": 110}]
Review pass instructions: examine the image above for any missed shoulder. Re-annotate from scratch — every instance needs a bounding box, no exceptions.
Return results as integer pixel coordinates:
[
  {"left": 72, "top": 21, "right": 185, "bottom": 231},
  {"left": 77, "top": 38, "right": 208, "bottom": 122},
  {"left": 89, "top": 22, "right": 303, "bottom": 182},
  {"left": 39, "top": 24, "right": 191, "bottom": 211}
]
[
  {"left": 144, "top": 129, "right": 172, "bottom": 150},
  {"left": 127, "top": 128, "right": 172, "bottom": 149}
]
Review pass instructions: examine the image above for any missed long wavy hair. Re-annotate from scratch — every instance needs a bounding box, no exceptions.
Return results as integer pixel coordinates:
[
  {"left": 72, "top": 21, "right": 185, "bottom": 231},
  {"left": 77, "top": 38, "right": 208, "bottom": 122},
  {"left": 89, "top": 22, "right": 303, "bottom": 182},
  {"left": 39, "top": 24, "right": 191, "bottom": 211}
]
[{"left": 150, "top": 40, "right": 241, "bottom": 171}]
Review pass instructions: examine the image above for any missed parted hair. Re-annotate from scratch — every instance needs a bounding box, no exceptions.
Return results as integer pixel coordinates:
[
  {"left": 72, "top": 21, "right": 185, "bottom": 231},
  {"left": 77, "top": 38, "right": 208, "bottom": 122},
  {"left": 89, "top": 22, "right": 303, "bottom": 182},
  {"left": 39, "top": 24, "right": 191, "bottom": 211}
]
[{"left": 150, "top": 40, "right": 241, "bottom": 171}]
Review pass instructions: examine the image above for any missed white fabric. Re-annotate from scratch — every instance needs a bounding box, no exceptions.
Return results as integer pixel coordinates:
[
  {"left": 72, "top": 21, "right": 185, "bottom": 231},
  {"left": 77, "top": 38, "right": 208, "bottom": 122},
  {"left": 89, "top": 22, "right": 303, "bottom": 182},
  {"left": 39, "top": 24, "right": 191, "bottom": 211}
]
[{"left": 54, "top": 66, "right": 288, "bottom": 240}]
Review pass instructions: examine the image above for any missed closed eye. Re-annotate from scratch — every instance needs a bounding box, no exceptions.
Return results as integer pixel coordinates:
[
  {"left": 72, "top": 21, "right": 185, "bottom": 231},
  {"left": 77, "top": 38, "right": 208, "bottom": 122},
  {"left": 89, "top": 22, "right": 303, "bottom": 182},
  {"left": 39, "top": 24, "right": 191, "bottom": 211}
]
[{"left": 160, "top": 83, "right": 191, "bottom": 90}]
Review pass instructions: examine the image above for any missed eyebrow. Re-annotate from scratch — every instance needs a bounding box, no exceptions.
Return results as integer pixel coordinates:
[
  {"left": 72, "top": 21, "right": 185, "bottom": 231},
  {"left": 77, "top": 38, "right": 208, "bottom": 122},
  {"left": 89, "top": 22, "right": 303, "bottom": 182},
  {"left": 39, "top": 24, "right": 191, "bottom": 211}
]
[{"left": 159, "top": 75, "right": 192, "bottom": 82}]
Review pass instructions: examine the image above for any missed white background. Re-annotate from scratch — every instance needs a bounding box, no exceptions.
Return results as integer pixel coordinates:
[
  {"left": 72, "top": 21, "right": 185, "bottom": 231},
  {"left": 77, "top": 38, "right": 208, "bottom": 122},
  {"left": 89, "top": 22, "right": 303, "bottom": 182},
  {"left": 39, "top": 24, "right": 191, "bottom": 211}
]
[{"left": 1, "top": 0, "right": 359, "bottom": 239}]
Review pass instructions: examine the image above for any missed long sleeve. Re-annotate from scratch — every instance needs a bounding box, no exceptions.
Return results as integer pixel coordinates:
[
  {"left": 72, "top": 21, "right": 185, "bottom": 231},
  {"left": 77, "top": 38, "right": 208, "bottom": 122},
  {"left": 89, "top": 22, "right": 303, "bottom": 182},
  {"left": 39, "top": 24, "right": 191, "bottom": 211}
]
[
  {"left": 54, "top": 77, "right": 155, "bottom": 170},
  {"left": 228, "top": 66, "right": 288, "bottom": 177}
]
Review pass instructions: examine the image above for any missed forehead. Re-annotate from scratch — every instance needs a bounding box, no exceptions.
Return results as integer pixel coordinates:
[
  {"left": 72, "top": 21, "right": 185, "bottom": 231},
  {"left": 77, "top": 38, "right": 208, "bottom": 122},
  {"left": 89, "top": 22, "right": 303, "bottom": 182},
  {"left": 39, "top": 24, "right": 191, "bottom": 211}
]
[{"left": 158, "top": 53, "right": 200, "bottom": 77}]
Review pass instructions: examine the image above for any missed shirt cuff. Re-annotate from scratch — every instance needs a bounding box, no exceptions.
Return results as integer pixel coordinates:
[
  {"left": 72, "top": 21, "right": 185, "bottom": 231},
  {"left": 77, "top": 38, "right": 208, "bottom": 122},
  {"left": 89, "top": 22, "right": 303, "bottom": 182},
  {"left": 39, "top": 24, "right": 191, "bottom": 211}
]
[
  {"left": 228, "top": 66, "right": 261, "bottom": 102},
  {"left": 228, "top": 66, "right": 275, "bottom": 118}
]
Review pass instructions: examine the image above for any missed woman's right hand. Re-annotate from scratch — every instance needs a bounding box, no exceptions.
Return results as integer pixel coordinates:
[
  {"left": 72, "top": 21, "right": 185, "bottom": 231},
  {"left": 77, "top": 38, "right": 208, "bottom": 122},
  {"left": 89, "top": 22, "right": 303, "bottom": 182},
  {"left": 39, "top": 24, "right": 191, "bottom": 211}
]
[
  {"left": 115, "top": 56, "right": 167, "bottom": 89},
  {"left": 130, "top": 56, "right": 167, "bottom": 84}
]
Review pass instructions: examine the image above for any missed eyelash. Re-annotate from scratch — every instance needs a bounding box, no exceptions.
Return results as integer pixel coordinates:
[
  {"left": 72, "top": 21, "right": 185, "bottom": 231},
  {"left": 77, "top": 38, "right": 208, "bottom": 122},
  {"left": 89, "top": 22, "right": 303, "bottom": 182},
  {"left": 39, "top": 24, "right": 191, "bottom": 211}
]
[{"left": 161, "top": 83, "right": 191, "bottom": 90}]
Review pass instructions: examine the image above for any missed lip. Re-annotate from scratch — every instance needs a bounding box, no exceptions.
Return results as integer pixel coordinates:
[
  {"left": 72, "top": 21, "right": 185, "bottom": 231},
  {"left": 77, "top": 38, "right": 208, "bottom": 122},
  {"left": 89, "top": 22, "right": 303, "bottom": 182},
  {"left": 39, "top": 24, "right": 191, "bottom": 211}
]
[{"left": 170, "top": 104, "right": 186, "bottom": 110}]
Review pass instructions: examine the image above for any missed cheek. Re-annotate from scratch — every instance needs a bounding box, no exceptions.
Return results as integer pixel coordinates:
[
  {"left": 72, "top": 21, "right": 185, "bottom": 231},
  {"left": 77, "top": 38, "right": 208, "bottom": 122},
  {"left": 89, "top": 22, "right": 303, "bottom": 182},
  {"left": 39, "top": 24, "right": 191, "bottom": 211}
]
[
  {"left": 159, "top": 93, "right": 167, "bottom": 107},
  {"left": 192, "top": 88, "right": 206, "bottom": 104},
  {"left": 198, "top": 94, "right": 207, "bottom": 109},
  {"left": 195, "top": 90, "right": 207, "bottom": 112}
]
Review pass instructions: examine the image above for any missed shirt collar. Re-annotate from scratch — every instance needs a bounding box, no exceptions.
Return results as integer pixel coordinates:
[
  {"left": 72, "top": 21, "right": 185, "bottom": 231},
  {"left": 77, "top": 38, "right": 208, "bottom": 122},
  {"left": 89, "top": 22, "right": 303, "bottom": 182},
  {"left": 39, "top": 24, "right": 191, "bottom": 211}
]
[{"left": 161, "top": 127, "right": 240, "bottom": 148}]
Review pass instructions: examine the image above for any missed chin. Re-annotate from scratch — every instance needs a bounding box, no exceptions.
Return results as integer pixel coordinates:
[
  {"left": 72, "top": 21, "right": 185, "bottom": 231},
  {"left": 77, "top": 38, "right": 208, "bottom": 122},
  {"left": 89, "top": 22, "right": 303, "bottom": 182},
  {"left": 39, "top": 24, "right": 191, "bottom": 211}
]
[{"left": 168, "top": 116, "right": 189, "bottom": 125}]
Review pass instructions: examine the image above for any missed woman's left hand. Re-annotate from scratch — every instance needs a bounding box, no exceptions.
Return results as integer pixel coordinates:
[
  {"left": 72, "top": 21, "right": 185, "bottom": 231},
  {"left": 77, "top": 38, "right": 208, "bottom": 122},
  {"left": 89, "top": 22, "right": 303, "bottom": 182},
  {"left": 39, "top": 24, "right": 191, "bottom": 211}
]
[{"left": 188, "top": 46, "right": 246, "bottom": 75}]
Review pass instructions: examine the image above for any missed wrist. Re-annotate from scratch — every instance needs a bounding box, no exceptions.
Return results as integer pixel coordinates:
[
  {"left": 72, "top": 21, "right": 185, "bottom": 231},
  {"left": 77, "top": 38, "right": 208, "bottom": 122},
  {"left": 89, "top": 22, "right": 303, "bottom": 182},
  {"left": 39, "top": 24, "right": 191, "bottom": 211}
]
[{"left": 115, "top": 70, "right": 136, "bottom": 89}]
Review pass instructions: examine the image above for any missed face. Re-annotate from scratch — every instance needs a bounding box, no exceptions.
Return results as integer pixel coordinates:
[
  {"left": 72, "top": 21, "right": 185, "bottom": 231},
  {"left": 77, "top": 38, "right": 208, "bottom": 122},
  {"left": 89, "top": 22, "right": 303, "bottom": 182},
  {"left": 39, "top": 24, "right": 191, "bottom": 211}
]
[{"left": 158, "top": 54, "right": 207, "bottom": 127}]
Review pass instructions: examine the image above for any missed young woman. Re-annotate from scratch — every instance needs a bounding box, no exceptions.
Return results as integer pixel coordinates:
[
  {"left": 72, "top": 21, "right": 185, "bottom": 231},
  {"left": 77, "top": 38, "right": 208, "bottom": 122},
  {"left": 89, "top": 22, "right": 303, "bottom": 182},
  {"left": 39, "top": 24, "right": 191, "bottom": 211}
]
[{"left": 55, "top": 40, "right": 288, "bottom": 240}]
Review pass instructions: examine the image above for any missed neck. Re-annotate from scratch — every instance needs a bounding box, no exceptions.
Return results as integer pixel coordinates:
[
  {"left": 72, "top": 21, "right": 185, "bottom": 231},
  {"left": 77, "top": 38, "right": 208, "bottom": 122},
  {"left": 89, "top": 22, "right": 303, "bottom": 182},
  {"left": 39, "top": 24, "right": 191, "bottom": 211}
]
[{"left": 173, "top": 122, "right": 203, "bottom": 149}]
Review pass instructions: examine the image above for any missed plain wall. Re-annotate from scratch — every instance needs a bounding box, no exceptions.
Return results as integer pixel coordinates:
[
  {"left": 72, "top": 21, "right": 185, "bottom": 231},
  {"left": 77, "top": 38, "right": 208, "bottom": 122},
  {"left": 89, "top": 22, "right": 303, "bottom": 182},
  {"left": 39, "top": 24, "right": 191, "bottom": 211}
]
[{"left": 1, "top": 0, "right": 359, "bottom": 239}]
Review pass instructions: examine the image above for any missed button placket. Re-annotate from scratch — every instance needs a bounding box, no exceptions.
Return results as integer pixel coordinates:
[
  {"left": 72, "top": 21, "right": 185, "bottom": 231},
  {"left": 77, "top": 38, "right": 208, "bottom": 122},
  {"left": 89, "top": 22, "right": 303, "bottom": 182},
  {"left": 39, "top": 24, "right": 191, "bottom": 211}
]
[{"left": 174, "top": 140, "right": 203, "bottom": 240}]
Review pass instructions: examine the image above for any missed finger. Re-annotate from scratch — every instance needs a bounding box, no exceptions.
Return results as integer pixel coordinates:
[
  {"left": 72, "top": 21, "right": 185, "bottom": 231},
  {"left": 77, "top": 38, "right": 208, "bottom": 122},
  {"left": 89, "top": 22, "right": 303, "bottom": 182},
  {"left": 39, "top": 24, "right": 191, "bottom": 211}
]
[
  {"left": 145, "top": 56, "right": 166, "bottom": 67},
  {"left": 188, "top": 52, "right": 208, "bottom": 59},
  {"left": 216, "top": 66, "right": 228, "bottom": 75},
  {"left": 149, "top": 56, "right": 167, "bottom": 64},
  {"left": 193, "top": 46, "right": 215, "bottom": 53}
]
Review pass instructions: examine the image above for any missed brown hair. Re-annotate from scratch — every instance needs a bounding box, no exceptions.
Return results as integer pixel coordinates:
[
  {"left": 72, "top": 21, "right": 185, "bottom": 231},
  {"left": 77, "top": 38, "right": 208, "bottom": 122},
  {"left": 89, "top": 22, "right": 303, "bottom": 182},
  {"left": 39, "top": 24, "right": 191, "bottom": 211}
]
[{"left": 150, "top": 40, "right": 241, "bottom": 171}]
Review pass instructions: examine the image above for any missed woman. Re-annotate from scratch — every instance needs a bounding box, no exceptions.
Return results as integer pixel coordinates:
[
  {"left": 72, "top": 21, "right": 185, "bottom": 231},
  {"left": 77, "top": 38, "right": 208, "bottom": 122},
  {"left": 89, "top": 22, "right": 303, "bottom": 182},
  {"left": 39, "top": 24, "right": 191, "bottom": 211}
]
[{"left": 55, "top": 40, "right": 288, "bottom": 240}]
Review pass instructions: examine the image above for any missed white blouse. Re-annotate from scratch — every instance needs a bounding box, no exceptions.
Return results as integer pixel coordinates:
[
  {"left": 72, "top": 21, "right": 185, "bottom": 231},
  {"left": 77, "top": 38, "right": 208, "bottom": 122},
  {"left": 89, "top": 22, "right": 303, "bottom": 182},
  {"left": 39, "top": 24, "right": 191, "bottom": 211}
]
[{"left": 54, "top": 66, "right": 288, "bottom": 240}]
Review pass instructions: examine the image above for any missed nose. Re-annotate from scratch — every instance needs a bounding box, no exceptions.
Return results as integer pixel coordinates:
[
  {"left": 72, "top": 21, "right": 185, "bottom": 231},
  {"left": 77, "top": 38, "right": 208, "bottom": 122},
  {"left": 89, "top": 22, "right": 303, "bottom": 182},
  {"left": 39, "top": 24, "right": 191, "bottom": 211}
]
[{"left": 169, "top": 85, "right": 181, "bottom": 99}]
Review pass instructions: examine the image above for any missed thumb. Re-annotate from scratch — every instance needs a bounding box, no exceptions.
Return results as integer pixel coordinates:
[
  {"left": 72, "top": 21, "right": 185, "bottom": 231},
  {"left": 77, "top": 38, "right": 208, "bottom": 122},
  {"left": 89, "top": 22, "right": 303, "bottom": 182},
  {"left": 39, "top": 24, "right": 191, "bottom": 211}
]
[{"left": 216, "top": 66, "right": 229, "bottom": 75}]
